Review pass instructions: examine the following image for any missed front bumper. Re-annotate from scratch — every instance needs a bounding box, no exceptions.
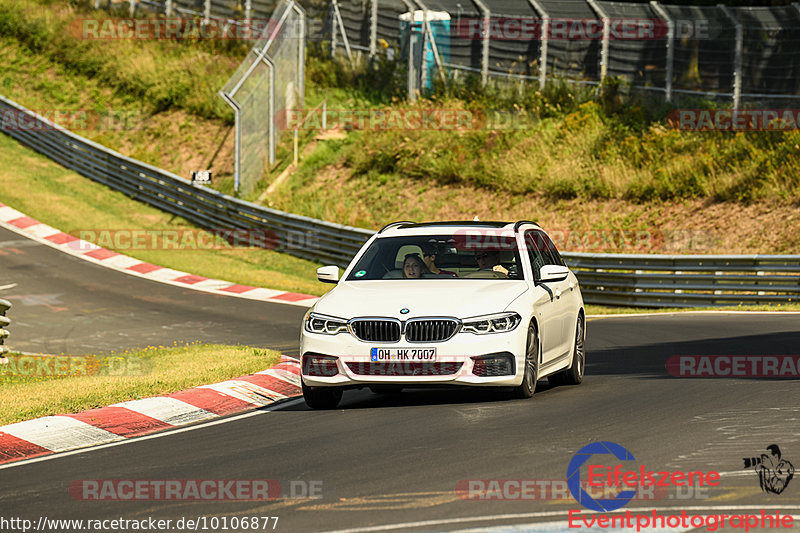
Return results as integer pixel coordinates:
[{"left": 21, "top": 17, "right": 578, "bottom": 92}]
[{"left": 300, "top": 329, "right": 527, "bottom": 388}]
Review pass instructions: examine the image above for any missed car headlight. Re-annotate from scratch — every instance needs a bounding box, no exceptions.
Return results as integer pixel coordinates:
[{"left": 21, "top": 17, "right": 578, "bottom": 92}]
[
  {"left": 461, "top": 312, "right": 521, "bottom": 334},
  {"left": 304, "top": 312, "right": 350, "bottom": 335}
]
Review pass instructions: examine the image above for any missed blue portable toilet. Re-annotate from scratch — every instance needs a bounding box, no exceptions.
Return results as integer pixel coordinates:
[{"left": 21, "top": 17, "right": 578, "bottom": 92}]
[{"left": 399, "top": 10, "right": 451, "bottom": 92}]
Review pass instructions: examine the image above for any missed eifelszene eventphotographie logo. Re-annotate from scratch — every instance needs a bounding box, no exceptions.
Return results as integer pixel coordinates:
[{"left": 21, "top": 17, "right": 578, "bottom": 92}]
[{"left": 566, "top": 441, "right": 721, "bottom": 512}]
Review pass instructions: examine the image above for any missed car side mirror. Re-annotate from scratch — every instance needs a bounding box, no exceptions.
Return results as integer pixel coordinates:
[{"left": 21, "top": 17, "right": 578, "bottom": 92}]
[
  {"left": 539, "top": 264, "right": 569, "bottom": 283},
  {"left": 317, "top": 265, "right": 340, "bottom": 284}
]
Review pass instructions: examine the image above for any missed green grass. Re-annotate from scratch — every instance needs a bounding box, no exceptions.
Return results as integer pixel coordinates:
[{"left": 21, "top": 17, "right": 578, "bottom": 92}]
[
  {"left": 0, "top": 0, "right": 245, "bottom": 120},
  {"left": 0, "top": 344, "right": 282, "bottom": 425},
  {"left": 0, "top": 132, "right": 332, "bottom": 296},
  {"left": 335, "top": 99, "right": 800, "bottom": 203}
]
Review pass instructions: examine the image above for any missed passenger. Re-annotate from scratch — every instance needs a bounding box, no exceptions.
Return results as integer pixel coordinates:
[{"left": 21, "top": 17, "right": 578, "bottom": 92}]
[
  {"left": 421, "top": 243, "right": 457, "bottom": 277},
  {"left": 402, "top": 253, "right": 430, "bottom": 279},
  {"left": 474, "top": 250, "right": 508, "bottom": 277}
]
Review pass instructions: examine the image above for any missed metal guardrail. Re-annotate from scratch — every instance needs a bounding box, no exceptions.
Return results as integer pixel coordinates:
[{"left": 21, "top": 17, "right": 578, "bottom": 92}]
[
  {"left": 0, "top": 298, "right": 10, "bottom": 356},
  {"left": 566, "top": 253, "right": 800, "bottom": 307},
  {"left": 0, "top": 95, "right": 373, "bottom": 268},
  {"left": 2, "top": 95, "right": 800, "bottom": 307}
]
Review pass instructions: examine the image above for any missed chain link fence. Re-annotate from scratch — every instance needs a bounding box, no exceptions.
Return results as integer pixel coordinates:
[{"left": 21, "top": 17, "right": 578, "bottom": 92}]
[
  {"left": 327, "top": 0, "right": 800, "bottom": 105},
  {"left": 219, "top": 0, "right": 305, "bottom": 195},
  {"left": 85, "top": 0, "right": 800, "bottom": 188}
]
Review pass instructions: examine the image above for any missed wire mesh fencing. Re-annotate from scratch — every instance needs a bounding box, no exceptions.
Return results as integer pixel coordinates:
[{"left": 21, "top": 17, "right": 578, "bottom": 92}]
[
  {"left": 84, "top": 0, "right": 800, "bottom": 189},
  {"left": 219, "top": 0, "right": 305, "bottom": 195},
  {"left": 327, "top": 0, "right": 800, "bottom": 106}
]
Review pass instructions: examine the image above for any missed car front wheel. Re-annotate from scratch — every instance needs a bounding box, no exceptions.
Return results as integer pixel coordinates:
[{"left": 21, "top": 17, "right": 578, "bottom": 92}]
[{"left": 302, "top": 380, "right": 343, "bottom": 409}]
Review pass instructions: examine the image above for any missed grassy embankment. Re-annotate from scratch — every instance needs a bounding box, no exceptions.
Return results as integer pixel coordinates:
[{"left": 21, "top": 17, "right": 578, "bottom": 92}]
[
  {"left": 268, "top": 68, "right": 800, "bottom": 254},
  {"left": 0, "top": 131, "right": 329, "bottom": 295},
  {"left": 0, "top": 344, "right": 282, "bottom": 425}
]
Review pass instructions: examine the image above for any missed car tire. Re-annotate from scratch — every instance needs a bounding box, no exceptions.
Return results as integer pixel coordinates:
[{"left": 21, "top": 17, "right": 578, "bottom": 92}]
[
  {"left": 302, "top": 380, "right": 343, "bottom": 409},
  {"left": 513, "top": 321, "right": 539, "bottom": 399},
  {"left": 549, "top": 313, "right": 585, "bottom": 386},
  {"left": 369, "top": 386, "right": 403, "bottom": 395}
]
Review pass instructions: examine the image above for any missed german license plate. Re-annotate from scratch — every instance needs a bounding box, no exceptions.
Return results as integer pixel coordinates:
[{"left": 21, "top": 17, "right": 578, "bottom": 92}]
[{"left": 370, "top": 347, "right": 437, "bottom": 361}]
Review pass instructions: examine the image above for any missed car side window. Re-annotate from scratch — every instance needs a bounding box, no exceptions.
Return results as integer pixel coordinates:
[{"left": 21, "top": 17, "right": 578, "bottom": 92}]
[
  {"left": 525, "top": 231, "right": 548, "bottom": 282},
  {"left": 538, "top": 232, "right": 566, "bottom": 267}
]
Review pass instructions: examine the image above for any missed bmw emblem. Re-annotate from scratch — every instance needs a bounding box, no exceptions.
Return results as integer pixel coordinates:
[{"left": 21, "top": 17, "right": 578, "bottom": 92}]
[{"left": 400, "top": 308, "right": 410, "bottom": 315}]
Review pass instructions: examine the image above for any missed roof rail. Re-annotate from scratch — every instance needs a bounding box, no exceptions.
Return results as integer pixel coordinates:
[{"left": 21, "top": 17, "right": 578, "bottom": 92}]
[
  {"left": 378, "top": 221, "right": 415, "bottom": 234},
  {"left": 513, "top": 220, "right": 539, "bottom": 231},
  {"left": 409, "top": 221, "right": 510, "bottom": 228}
]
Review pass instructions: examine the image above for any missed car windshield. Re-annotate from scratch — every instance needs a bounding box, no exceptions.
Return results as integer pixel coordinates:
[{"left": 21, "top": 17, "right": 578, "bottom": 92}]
[{"left": 346, "top": 234, "right": 524, "bottom": 281}]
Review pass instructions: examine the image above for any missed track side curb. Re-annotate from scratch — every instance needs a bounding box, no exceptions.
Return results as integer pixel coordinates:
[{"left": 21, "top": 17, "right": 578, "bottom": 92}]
[
  {"left": 0, "top": 356, "right": 301, "bottom": 465},
  {"left": 0, "top": 202, "right": 319, "bottom": 308}
]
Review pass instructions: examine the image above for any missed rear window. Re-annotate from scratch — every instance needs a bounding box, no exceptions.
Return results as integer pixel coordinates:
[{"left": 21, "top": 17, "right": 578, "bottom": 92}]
[{"left": 346, "top": 234, "right": 524, "bottom": 281}]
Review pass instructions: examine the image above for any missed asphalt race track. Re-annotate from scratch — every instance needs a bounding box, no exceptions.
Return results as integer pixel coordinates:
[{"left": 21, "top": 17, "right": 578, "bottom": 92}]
[
  {"left": 0, "top": 225, "right": 307, "bottom": 355},
  {"left": 2, "top": 225, "right": 800, "bottom": 532}
]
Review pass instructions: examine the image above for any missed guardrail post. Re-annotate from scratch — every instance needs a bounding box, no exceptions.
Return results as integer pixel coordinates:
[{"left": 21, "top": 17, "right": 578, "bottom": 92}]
[
  {"left": 586, "top": 0, "right": 610, "bottom": 82},
  {"left": 634, "top": 269, "right": 643, "bottom": 293},
  {"left": 204, "top": 0, "right": 211, "bottom": 24},
  {"left": 370, "top": 0, "right": 378, "bottom": 57},
  {"left": 401, "top": 0, "right": 417, "bottom": 101},
  {"left": 331, "top": 0, "right": 353, "bottom": 62},
  {"left": 293, "top": 129, "right": 299, "bottom": 166},
  {"left": 219, "top": 92, "right": 241, "bottom": 192},
  {"left": 472, "top": 0, "right": 490, "bottom": 86},
  {"left": 528, "top": 0, "right": 549, "bottom": 90},
  {"left": 0, "top": 298, "right": 10, "bottom": 358},
  {"left": 267, "top": 56, "right": 276, "bottom": 166},
  {"left": 719, "top": 5, "right": 742, "bottom": 109},
  {"left": 245, "top": 0, "right": 251, "bottom": 25},
  {"left": 293, "top": 1, "right": 306, "bottom": 109},
  {"left": 650, "top": 1, "right": 673, "bottom": 102},
  {"left": 418, "top": 3, "right": 428, "bottom": 92},
  {"left": 330, "top": 1, "right": 338, "bottom": 55},
  {"left": 415, "top": 0, "right": 446, "bottom": 87}
]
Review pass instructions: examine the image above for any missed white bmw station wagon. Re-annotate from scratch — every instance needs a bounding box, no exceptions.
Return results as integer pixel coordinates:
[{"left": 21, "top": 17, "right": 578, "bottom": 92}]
[{"left": 300, "top": 221, "right": 585, "bottom": 409}]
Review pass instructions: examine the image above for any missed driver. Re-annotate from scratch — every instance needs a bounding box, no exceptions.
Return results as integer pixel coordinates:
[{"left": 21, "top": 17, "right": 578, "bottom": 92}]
[{"left": 476, "top": 250, "right": 509, "bottom": 276}]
